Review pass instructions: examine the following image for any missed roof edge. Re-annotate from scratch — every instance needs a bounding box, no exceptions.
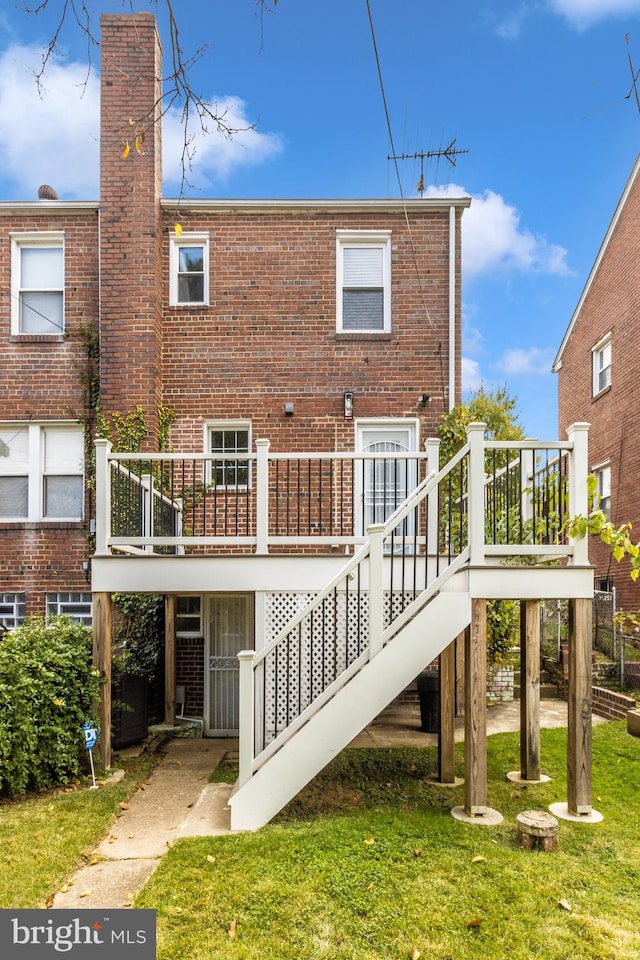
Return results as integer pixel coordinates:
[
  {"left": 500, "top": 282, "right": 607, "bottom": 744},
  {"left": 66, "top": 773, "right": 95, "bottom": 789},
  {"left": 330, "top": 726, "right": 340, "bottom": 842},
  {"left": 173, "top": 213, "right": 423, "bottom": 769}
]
[
  {"left": 160, "top": 196, "right": 472, "bottom": 213},
  {"left": 552, "top": 152, "right": 640, "bottom": 372}
]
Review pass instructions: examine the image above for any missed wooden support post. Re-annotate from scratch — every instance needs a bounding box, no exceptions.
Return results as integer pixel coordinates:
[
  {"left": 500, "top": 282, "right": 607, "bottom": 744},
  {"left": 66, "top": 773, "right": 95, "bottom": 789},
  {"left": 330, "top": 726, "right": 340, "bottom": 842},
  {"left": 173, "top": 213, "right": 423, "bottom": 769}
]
[
  {"left": 164, "top": 594, "right": 176, "bottom": 724},
  {"left": 456, "top": 628, "right": 466, "bottom": 716},
  {"left": 465, "top": 599, "right": 487, "bottom": 815},
  {"left": 438, "top": 640, "right": 456, "bottom": 783},
  {"left": 520, "top": 599, "right": 541, "bottom": 781},
  {"left": 567, "top": 597, "right": 592, "bottom": 815},
  {"left": 93, "top": 592, "right": 112, "bottom": 770}
]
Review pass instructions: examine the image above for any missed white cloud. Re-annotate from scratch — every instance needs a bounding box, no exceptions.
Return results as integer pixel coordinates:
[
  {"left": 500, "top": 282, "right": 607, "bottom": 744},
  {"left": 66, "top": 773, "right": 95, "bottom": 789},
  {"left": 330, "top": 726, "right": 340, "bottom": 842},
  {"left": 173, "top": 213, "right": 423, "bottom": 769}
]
[
  {"left": 163, "top": 97, "right": 284, "bottom": 192},
  {"left": 462, "top": 322, "right": 484, "bottom": 358},
  {"left": 0, "top": 45, "right": 283, "bottom": 199},
  {"left": 494, "top": 346, "right": 556, "bottom": 376},
  {"left": 425, "top": 183, "right": 571, "bottom": 280},
  {"left": 547, "top": 0, "right": 640, "bottom": 28},
  {"left": 0, "top": 45, "right": 100, "bottom": 199},
  {"left": 462, "top": 357, "right": 484, "bottom": 392}
]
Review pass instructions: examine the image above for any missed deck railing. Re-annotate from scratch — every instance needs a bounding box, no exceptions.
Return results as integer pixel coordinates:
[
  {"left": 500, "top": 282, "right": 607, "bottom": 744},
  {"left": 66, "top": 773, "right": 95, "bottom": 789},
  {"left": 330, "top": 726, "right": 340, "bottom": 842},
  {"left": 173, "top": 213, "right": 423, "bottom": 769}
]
[{"left": 94, "top": 423, "right": 589, "bottom": 563}]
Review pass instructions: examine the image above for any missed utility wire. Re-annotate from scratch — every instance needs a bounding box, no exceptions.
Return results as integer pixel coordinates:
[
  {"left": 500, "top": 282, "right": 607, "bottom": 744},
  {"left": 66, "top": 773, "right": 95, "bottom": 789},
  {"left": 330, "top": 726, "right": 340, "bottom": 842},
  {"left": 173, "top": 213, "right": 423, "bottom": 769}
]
[{"left": 365, "top": 0, "right": 436, "bottom": 331}]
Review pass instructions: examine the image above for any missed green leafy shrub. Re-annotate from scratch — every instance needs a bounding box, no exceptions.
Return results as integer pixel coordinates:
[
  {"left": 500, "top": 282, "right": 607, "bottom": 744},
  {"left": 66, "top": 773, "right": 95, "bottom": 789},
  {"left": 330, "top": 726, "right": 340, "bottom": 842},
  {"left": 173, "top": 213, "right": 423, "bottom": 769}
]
[
  {"left": 487, "top": 599, "right": 520, "bottom": 664},
  {"left": 0, "top": 616, "right": 101, "bottom": 797}
]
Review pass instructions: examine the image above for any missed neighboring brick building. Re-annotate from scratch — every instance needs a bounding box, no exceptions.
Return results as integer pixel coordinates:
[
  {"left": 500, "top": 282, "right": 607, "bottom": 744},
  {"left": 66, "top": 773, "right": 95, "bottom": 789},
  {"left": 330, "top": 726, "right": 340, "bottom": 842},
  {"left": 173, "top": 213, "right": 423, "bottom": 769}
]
[
  {"left": 0, "top": 13, "right": 468, "bottom": 718},
  {"left": 553, "top": 152, "right": 640, "bottom": 613}
]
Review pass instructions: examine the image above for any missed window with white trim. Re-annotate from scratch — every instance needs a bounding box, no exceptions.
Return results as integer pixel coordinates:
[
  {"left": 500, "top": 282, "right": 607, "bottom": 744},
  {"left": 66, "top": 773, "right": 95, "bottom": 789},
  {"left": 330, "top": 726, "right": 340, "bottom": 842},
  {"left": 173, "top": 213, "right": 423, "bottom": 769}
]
[
  {"left": 0, "top": 423, "right": 84, "bottom": 521},
  {"left": 592, "top": 334, "right": 611, "bottom": 397},
  {"left": 593, "top": 461, "right": 611, "bottom": 515},
  {"left": 336, "top": 231, "right": 391, "bottom": 333},
  {"left": 11, "top": 233, "right": 64, "bottom": 334},
  {"left": 46, "top": 592, "right": 93, "bottom": 625},
  {"left": 0, "top": 592, "right": 26, "bottom": 631},
  {"left": 206, "top": 423, "right": 251, "bottom": 488},
  {"left": 169, "top": 232, "right": 209, "bottom": 306},
  {"left": 176, "top": 596, "right": 202, "bottom": 635}
]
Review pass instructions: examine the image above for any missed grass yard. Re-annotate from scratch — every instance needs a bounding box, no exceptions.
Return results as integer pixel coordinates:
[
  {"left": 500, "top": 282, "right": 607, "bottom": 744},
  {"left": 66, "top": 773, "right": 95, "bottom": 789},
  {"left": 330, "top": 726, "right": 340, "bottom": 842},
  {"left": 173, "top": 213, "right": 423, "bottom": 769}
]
[
  {"left": 138, "top": 723, "right": 640, "bottom": 960},
  {"left": 0, "top": 751, "right": 158, "bottom": 908}
]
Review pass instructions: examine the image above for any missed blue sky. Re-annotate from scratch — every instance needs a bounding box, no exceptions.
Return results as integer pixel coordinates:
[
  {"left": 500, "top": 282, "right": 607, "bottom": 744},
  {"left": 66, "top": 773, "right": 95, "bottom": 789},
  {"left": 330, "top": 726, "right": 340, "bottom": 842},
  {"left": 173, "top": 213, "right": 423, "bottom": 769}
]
[{"left": 1, "top": 0, "right": 640, "bottom": 440}]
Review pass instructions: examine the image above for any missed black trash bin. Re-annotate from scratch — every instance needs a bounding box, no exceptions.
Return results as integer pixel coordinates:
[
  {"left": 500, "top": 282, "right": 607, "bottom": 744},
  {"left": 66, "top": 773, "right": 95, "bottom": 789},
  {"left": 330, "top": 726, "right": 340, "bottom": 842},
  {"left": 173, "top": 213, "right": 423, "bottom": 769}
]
[{"left": 417, "top": 670, "right": 439, "bottom": 733}]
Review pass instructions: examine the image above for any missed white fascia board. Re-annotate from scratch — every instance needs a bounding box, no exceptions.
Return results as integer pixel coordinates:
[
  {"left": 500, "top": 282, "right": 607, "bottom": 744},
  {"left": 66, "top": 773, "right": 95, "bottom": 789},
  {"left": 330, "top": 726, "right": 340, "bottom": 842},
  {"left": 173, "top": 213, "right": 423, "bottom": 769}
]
[{"left": 161, "top": 197, "right": 472, "bottom": 215}]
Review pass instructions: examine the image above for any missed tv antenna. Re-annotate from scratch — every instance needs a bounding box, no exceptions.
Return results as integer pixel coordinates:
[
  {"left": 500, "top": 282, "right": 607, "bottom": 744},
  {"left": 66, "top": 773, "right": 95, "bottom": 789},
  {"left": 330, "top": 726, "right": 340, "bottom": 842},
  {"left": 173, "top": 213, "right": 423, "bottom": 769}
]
[
  {"left": 626, "top": 34, "right": 640, "bottom": 116},
  {"left": 388, "top": 137, "right": 469, "bottom": 197}
]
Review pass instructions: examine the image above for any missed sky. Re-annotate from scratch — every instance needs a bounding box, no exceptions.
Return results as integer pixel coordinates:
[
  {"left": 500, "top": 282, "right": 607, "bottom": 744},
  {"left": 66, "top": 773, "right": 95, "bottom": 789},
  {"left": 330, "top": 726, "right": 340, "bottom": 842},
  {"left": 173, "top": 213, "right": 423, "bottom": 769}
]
[{"left": 1, "top": 0, "right": 639, "bottom": 440}]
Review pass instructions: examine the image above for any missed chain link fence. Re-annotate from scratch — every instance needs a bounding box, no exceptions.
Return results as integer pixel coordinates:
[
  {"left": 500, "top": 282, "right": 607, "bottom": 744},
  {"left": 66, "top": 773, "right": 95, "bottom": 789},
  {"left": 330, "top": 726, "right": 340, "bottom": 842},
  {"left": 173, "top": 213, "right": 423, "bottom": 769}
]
[{"left": 540, "top": 590, "right": 640, "bottom": 694}]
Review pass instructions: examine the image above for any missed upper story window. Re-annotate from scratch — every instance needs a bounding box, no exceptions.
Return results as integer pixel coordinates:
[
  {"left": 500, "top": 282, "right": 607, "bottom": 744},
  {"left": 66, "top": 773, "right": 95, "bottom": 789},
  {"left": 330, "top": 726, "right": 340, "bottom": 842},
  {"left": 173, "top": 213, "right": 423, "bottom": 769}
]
[
  {"left": 169, "top": 232, "right": 209, "bottom": 306},
  {"left": 11, "top": 233, "right": 64, "bottom": 335},
  {"left": 592, "top": 334, "right": 611, "bottom": 397},
  {"left": 336, "top": 231, "right": 392, "bottom": 334},
  {"left": 593, "top": 461, "right": 611, "bottom": 515},
  {"left": 206, "top": 422, "right": 251, "bottom": 488},
  {"left": 0, "top": 423, "right": 84, "bottom": 521}
]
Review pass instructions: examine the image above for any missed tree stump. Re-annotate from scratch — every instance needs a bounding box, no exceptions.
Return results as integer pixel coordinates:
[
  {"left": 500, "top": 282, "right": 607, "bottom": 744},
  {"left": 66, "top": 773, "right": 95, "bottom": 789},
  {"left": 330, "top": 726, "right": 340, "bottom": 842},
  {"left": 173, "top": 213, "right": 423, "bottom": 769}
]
[{"left": 517, "top": 810, "right": 559, "bottom": 852}]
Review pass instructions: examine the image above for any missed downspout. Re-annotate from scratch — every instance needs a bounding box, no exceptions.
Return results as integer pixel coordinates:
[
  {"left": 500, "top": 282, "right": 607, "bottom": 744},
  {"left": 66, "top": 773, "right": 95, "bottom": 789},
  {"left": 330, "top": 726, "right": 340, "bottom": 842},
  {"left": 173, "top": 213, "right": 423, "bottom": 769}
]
[{"left": 448, "top": 204, "right": 456, "bottom": 411}]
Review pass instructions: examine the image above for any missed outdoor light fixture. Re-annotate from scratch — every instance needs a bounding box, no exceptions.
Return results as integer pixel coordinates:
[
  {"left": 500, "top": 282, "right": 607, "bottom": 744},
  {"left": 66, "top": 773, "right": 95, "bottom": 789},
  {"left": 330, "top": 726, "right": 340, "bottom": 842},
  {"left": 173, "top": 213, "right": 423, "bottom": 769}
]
[
  {"left": 284, "top": 402, "right": 295, "bottom": 416},
  {"left": 418, "top": 394, "right": 430, "bottom": 407},
  {"left": 343, "top": 391, "right": 354, "bottom": 419}
]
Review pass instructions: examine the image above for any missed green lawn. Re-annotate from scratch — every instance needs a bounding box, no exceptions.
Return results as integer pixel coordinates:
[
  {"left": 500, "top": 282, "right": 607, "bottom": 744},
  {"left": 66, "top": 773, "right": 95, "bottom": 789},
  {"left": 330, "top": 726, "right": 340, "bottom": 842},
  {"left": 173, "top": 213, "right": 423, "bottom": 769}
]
[
  {"left": 2, "top": 725, "right": 639, "bottom": 959},
  {"left": 139, "top": 723, "right": 640, "bottom": 960},
  {"left": 0, "top": 752, "right": 158, "bottom": 908}
]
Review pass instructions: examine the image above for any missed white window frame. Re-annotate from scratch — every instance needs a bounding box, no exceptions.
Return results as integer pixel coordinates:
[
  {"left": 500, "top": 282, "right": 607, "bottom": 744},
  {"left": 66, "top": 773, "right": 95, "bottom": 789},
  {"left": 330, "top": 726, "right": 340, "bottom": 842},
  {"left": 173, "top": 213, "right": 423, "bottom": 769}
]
[
  {"left": 46, "top": 592, "right": 93, "bottom": 626},
  {"left": 11, "top": 232, "right": 65, "bottom": 335},
  {"left": 0, "top": 592, "right": 26, "bottom": 631},
  {"left": 0, "top": 422, "right": 84, "bottom": 522},
  {"left": 204, "top": 421, "right": 252, "bottom": 489},
  {"left": 336, "top": 230, "right": 392, "bottom": 334},
  {"left": 169, "top": 231, "right": 209, "bottom": 306},
  {"left": 592, "top": 333, "right": 611, "bottom": 397},
  {"left": 592, "top": 460, "right": 611, "bottom": 515}
]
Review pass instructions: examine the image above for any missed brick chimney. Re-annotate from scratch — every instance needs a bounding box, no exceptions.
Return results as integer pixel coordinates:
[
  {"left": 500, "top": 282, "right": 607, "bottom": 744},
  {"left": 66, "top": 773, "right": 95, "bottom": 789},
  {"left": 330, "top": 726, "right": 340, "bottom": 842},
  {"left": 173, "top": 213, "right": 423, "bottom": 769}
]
[{"left": 99, "top": 13, "right": 163, "bottom": 445}]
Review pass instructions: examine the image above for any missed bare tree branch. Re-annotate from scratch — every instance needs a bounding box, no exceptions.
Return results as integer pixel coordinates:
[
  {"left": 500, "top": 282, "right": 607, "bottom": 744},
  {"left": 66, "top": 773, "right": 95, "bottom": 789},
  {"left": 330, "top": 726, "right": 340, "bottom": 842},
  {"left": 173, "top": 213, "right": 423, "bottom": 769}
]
[{"left": 17, "top": 0, "right": 278, "bottom": 193}]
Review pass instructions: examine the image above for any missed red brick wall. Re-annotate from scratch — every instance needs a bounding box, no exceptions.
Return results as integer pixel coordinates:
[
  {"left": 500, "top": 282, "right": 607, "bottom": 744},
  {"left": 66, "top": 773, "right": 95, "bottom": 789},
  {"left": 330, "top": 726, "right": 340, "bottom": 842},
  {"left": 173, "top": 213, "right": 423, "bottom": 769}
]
[
  {"left": 0, "top": 208, "right": 98, "bottom": 614},
  {"left": 99, "top": 13, "right": 164, "bottom": 443},
  {"left": 558, "top": 162, "right": 640, "bottom": 612},
  {"left": 160, "top": 205, "right": 461, "bottom": 453},
  {"left": 177, "top": 635, "right": 205, "bottom": 716}
]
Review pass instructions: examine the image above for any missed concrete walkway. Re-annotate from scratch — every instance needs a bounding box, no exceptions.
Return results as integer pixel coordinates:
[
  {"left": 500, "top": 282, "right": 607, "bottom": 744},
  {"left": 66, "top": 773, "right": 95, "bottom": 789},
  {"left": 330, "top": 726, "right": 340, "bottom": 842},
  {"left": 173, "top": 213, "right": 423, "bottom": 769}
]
[
  {"left": 51, "top": 699, "right": 605, "bottom": 910},
  {"left": 52, "top": 738, "right": 236, "bottom": 910}
]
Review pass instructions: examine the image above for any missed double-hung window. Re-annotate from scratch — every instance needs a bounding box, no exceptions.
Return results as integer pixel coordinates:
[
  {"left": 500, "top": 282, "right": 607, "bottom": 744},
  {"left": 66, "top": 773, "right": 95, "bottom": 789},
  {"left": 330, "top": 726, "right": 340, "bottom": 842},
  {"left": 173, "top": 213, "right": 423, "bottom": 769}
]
[
  {"left": 206, "top": 423, "right": 250, "bottom": 488},
  {"left": 11, "top": 233, "right": 64, "bottom": 334},
  {"left": 169, "top": 231, "right": 209, "bottom": 306},
  {"left": 593, "top": 461, "right": 611, "bottom": 515},
  {"left": 592, "top": 334, "right": 611, "bottom": 397},
  {"left": 336, "top": 231, "right": 391, "bottom": 333},
  {"left": 0, "top": 423, "right": 84, "bottom": 521}
]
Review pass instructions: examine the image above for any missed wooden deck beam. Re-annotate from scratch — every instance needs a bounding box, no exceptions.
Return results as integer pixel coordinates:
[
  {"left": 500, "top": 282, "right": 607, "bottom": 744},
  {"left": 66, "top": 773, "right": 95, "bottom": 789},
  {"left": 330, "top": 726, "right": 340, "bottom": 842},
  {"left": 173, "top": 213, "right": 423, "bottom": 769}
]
[
  {"left": 567, "top": 597, "right": 592, "bottom": 815},
  {"left": 464, "top": 599, "right": 487, "bottom": 815},
  {"left": 520, "top": 599, "right": 541, "bottom": 781}
]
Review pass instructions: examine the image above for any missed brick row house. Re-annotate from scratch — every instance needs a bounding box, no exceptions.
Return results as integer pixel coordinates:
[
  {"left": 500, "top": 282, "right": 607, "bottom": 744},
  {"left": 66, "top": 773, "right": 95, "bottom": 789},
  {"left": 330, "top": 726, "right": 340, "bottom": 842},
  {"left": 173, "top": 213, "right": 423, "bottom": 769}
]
[
  {"left": 553, "top": 152, "right": 640, "bottom": 614},
  {"left": 1, "top": 13, "right": 596, "bottom": 829}
]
